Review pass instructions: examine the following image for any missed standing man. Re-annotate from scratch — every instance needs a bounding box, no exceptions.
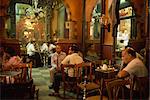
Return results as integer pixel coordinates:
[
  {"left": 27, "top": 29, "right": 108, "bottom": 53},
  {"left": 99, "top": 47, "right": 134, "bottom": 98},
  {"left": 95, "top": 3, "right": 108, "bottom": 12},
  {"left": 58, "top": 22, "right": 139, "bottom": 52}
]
[
  {"left": 48, "top": 45, "right": 83, "bottom": 96},
  {"left": 41, "top": 41, "right": 49, "bottom": 53},
  {"left": 48, "top": 41, "right": 56, "bottom": 66},
  {"left": 49, "top": 44, "right": 66, "bottom": 88},
  {"left": 26, "top": 40, "right": 36, "bottom": 67},
  {"left": 40, "top": 41, "right": 49, "bottom": 67}
]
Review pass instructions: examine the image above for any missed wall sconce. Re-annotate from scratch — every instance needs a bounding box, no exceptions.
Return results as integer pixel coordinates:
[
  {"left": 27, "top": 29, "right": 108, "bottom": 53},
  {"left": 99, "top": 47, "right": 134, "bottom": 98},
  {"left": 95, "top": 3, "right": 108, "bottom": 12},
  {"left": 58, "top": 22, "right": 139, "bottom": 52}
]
[{"left": 100, "top": 14, "right": 110, "bottom": 32}]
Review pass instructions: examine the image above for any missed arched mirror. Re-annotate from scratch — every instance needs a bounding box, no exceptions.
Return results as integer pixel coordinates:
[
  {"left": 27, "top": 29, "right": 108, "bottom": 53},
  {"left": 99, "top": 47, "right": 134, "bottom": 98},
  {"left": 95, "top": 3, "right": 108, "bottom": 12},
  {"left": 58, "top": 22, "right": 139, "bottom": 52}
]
[
  {"left": 50, "top": 0, "right": 66, "bottom": 41},
  {"left": 89, "top": 0, "right": 101, "bottom": 40},
  {"left": 14, "top": 0, "right": 67, "bottom": 43},
  {"left": 15, "top": 3, "right": 46, "bottom": 43}
]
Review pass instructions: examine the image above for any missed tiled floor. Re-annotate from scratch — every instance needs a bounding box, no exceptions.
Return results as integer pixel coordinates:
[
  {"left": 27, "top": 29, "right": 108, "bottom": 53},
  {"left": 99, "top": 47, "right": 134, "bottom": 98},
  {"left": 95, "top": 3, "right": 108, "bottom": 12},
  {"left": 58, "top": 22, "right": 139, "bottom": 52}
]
[{"left": 32, "top": 67, "right": 76, "bottom": 100}]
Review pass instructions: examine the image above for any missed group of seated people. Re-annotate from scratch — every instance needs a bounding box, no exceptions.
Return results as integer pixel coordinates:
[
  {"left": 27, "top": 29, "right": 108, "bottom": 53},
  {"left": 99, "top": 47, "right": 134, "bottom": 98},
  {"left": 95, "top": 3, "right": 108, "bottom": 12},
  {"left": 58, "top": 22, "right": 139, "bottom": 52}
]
[
  {"left": 0, "top": 47, "right": 29, "bottom": 71},
  {"left": 47, "top": 44, "right": 148, "bottom": 99},
  {"left": 49, "top": 44, "right": 83, "bottom": 96},
  {"left": 0, "top": 43, "right": 148, "bottom": 99},
  {"left": 0, "top": 45, "right": 34, "bottom": 85},
  {"left": 26, "top": 40, "right": 56, "bottom": 67}
]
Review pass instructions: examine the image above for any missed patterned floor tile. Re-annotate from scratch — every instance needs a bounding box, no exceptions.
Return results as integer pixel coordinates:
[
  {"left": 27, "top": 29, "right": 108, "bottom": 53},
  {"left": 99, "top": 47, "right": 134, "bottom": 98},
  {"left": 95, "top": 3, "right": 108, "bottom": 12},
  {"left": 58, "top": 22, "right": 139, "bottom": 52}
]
[{"left": 32, "top": 67, "right": 77, "bottom": 100}]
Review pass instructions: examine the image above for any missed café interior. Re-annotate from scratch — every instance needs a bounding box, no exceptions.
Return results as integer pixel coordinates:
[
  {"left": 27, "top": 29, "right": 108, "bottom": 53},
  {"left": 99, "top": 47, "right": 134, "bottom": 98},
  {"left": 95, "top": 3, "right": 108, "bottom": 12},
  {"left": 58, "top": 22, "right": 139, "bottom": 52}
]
[{"left": 0, "top": 0, "right": 149, "bottom": 100}]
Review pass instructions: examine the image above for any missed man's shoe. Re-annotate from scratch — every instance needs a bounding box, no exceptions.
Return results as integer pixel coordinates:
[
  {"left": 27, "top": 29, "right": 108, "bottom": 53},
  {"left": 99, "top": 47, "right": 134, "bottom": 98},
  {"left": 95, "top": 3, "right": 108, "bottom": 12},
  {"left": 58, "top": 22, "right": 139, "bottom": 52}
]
[{"left": 48, "top": 85, "right": 53, "bottom": 89}]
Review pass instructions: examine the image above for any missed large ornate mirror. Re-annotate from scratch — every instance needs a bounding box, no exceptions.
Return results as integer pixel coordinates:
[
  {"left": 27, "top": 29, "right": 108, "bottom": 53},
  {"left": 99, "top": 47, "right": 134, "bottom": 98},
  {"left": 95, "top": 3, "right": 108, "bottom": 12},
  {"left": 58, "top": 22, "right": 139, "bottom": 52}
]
[{"left": 89, "top": 0, "right": 102, "bottom": 40}]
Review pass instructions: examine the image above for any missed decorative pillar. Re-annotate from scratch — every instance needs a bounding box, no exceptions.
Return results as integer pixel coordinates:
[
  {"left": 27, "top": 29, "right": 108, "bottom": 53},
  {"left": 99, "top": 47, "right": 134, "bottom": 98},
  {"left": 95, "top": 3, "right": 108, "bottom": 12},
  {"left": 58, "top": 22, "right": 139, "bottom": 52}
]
[
  {"left": 0, "top": 17, "right": 6, "bottom": 38},
  {"left": 111, "top": 0, "right": 120, "bottom": 65},
  {"left": 99, "top": 0, "right": 106, "bottom": 59},
  {"left": 68, "top": 21, "right": 73, "bottom": 39},
  {"left": 9, "top": 2, "right": 16, "bottom": 38},
  {"left": 68, "top": 21, "right": 77, "bottom": 40},
  {"left": 46, "top": 3, "right": 52, "bottom": 41},
  {"left": 82, "top": 0, "right": 86, "bottom": 57},
  {"left": 0, "top": 0, "right": 10, "bottom": 39}
]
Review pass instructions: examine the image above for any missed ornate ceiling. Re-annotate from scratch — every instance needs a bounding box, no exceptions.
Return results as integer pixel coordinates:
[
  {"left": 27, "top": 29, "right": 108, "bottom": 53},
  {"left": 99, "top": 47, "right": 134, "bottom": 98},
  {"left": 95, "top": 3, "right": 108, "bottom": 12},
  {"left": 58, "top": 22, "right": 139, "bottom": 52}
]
[{"left": 8, "top": 0, "right": 63, "bottom": 8}]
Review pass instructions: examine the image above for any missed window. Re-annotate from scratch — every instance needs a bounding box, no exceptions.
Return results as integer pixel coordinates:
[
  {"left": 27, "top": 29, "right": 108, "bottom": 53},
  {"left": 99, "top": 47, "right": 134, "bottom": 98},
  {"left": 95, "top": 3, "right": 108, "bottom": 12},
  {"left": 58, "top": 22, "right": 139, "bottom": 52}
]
[{"left": 116, "top": 6, "right": 136, "bottom": 51}]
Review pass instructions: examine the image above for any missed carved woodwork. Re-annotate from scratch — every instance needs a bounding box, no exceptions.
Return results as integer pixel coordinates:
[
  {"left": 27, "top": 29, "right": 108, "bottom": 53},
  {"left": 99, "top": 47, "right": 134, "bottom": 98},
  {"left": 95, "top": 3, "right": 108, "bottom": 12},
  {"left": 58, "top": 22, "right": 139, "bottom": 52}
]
[
  {"left": 0, "top": 38, "right": 21, "bottom": 56},
  {"left": 129, "top": 0, "right": 147, "bottom": 37},
  {"left": 0, "top": 0, "right": 10, "bottom": 16}
]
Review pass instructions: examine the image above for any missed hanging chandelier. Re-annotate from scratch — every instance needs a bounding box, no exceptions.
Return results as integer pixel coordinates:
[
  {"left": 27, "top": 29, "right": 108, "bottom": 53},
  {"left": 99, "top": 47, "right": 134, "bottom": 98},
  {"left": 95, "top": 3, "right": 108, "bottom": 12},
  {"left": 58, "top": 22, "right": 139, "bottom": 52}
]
[{"left": 25, "top": 0, "right": 45, "bottom": 20}]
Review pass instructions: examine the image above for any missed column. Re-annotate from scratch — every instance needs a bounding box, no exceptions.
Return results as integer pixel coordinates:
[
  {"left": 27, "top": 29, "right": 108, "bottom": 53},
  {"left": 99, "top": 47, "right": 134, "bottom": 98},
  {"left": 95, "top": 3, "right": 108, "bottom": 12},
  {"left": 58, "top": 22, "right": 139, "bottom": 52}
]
[
  {"left": 9, "top": 2, "right": 16, "bottom": 38},
  {"left": 82, "top": 0, "right": 86, "bottom": 57}
]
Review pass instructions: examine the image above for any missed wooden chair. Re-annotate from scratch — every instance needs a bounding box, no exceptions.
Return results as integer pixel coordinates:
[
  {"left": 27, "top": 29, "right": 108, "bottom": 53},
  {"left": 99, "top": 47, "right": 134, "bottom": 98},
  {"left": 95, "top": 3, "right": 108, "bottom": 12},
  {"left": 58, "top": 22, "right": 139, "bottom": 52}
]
[
  {"left": 0, "top": 78, "right": 34, "bottom": 99},
  {"left": 26, "top": 61, "right": 33, "bottom": 81},
  {"left": 85, "top": 78, "right": 119, "bottom": 100},
  {"left": 85, "top": 78, "right": 107, "bottom": 100},
  {"left": 106, "top": 79, "right": 130, "bottom": 100},
  {"left": 27, "top": 62, "right": 39, "bottom": 100},
  {"left": 20, "top": 62, "right": 39, "bottom": 100},
  {"left": 76, "top": 62, "right": 100, "bottom": 99},
  {"left": 0, "top": 62, "right": 32, "bottom": 84},
  {"left": 61, "top": 64, "right": 77, "bottom": 98},
  {"left": 86, "top": 95, "right": 108, "bottom": 100},
  {"left": 131, "top": 76, "right": 149, "bottom": 99},
  {"left": 14, "top": 62, "right": 33, "bottom": 83}
]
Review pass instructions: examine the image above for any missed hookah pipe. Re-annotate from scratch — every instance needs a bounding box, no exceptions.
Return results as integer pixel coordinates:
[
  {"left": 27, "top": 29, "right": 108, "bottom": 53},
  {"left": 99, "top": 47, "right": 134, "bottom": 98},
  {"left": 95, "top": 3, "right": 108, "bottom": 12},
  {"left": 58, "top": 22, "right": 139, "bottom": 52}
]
[{"left": 83, "top": 75, "right": 87, "bottom": 100}]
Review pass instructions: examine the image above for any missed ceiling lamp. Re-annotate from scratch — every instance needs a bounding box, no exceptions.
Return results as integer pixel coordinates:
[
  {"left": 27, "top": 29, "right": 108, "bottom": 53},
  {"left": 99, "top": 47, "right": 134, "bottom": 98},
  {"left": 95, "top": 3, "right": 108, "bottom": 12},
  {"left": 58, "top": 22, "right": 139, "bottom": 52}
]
[{"left": 25, "top": 0, "right": 45, "bottom": 20}]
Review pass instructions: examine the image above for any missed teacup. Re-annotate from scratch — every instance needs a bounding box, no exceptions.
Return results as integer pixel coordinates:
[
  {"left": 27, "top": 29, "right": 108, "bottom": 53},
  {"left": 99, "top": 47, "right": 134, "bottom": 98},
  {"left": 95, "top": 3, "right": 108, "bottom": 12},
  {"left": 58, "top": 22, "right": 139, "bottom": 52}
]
[{"left": 102, "top": 64, "right": 108, "bottom": 70}]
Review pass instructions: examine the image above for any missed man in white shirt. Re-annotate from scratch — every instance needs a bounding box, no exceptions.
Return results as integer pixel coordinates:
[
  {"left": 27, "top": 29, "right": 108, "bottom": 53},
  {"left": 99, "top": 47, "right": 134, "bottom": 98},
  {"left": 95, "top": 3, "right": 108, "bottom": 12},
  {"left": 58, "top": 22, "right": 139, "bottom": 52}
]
[
  {"left": 40, "top": 42, "right": 49, "bottom": 67},
  {"left": 26, "top": 41, "right": 36, "bottom": 57},
  {"left": 49, "top": 45, "right": 83, "bottom": 96},
  {"left": 117, "top": 47, "right": 148, "bottom": 99},
  {"left": 40, "top": 42, "right": 48, "bottom": 53},
  {"left": 48, "top": 41, "right": 56, "bottom": 66},
  {"left": 61, "top": 46, "right": 83, "bottom": 77},
  {"left": 49, "top": 45, "right": 66, "bottom": 87},
  {"left": 48, "top": 43, "right": 56, "bottom": 54},
  {"left": 26, "top": 40, "right": 36, "bottom": 66}
]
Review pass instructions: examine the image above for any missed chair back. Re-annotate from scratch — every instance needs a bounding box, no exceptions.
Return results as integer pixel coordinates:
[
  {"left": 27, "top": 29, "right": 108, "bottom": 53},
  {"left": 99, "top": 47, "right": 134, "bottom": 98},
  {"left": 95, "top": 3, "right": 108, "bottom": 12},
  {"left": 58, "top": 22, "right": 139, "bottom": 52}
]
[
  {"left": 61, "top": 64, "right": 76, "bottom": 81},
  {"left": 0, "top": 78, "right": 34, "bottom": 99},
  {"left": 76, "top": 62, "right": 101, "bottom": 99},
  {"left": 61, "top": 64, "right": 76, "bottom": 98},
  {"left": 106, "top": 79, "right": 130, "bottom": 100},
  {"left": 28, "top": 62, "right": 32, "bottom": 80},
  {"left": 131, "top": 76, "right": 149, "bottom": 99},
  {"left": 19, "top": 62, "right": 32, "bottom": 82},
  {"left": 76, "top": 62, "right": 94, "bottom": 83}
]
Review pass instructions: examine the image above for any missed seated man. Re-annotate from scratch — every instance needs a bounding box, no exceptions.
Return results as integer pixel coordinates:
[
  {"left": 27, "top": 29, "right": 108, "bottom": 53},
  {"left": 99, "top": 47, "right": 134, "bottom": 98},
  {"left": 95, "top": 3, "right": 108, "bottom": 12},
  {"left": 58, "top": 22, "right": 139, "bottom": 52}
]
[
  {"left": 48, "top": 45, "right": 83, "bottom": 96},
  {"left": 117, "top": 47, "right": 148, "bottom": 99},
  {"left": 49, "top": 44, "right": 66, "bottom": 88}
]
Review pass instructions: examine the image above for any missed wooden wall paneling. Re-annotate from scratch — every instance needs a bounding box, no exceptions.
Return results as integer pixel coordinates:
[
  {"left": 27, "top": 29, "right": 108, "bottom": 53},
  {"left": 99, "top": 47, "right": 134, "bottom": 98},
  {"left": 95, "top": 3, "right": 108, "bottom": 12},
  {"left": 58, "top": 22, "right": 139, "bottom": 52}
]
[
  {"left": 56, "top": 39, "right": 79, "bottom": 54},
  {"left": 102, "top": 45, "right": 113, "bottom": 60},
  {"left": 129, "top": 39, "right": 145, "bottom": 52},
  {"left": 0, "top": 38, "right": 21, "bottom": 56}
]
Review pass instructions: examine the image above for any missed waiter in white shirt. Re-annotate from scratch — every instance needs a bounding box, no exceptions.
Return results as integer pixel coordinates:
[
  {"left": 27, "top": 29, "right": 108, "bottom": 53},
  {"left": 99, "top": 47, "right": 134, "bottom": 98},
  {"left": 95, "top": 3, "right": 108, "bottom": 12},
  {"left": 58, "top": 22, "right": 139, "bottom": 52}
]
[
  {"left": 26, "top": 40, "right": 36, "bottom": 67},
  {"left": 40, "top": 41, "right": 49, "bottom": 67}
]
